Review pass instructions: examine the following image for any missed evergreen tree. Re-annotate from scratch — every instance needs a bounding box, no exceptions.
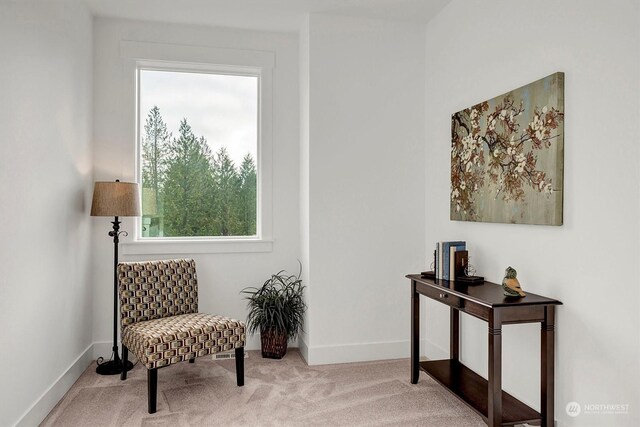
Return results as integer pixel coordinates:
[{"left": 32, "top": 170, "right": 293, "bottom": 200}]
[
  {"left": 212, "top": 147, "right": 241, "bottom": 236},
  {"left": 141, "top": 106, "right": 170, "bottom": 236},
  {"left": 163, "top": 119, "right": 216, "bottom": 237},
  {"left": 141, "top": 106, "right": 170, "bottom": 195},
  {"left": 238, "top": 154, "right": 257, "bottom": 235}
]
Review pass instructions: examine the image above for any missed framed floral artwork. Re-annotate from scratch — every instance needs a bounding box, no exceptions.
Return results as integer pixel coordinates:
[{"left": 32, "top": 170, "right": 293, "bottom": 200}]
[{"left": 450, "top": 72, "right": 564, "bottom": 225}]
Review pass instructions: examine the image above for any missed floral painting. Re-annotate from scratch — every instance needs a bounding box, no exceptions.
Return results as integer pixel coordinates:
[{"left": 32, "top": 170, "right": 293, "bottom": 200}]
[{"left": 451, "top": 73, "right": 564, "bottom": 225}]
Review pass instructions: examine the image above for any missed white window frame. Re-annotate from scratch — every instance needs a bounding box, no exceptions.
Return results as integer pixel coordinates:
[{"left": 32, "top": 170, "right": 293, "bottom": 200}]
[{"left": 119, "top": 41, "right": 273, "bottom": 254}]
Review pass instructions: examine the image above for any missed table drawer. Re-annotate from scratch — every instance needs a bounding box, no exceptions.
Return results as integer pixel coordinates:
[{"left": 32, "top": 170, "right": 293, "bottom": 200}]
[{"left": 416, "top": 282, "right": 462, "bottom": 308}]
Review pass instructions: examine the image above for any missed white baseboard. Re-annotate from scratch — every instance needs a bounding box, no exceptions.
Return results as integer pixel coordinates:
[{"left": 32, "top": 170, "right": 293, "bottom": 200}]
[
  {"left": 14, "top": 343, "right": 93, "bottom": 427},
  {"left": 306, "top": 340, "right": 409, "bottom": 365},
  {"left": 92, "top": 341, "right": 113, "bottom": 361},
  {"left": 303, "top": 338, "right": 449, "bottom": 366},
  {"left": 244, "top": 334, "right": 261, "bottom": 351},
  {"left": 422, "top": 338, "right": 449, "bottom": 361},
  {"left": 298, "top": 337, "right": 310, "bottom": 363},
  {"left": 93, "top": 341, "right": 143, "bottom": 364}
]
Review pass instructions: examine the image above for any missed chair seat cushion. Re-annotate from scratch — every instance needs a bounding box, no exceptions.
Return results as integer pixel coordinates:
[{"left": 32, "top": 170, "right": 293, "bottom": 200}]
[{"left": 122, "top": 313, "right": 246, "bottom": 369}]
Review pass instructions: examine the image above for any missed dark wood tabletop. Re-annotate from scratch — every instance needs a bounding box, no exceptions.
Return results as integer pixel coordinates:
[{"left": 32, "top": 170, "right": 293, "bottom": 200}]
[{"left": 406, "top": 274, "right": 562, "bottom": 308}]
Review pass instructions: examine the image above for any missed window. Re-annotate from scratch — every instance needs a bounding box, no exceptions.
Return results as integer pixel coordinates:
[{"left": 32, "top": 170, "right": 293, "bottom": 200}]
[{"left": 138, "top": 67, "right": 259, "bottom": 239}]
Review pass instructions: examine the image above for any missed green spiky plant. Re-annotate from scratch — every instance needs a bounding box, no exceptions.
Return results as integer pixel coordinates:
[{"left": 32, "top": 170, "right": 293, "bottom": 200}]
[{"left": 242, "top": 265, "right": 306, "bottom": 359}]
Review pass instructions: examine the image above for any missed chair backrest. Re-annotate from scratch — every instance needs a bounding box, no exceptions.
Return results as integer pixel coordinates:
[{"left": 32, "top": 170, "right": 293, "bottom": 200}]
[{"left": 118, "top": 258, "right": 199, "bottom": 329}]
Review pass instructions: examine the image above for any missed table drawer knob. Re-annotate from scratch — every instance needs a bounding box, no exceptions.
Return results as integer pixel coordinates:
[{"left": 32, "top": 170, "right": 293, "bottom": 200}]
[{"left": 440, "top": 293, "right": 448, "bottom": 299}]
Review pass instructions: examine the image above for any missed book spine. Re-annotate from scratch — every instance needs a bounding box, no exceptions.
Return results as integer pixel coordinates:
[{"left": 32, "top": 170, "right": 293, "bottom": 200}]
[
  {"left": 454, "top": 242, "right": 466, "bottom": 280},
  {"left": 443, "top": 242, "right": 451, "bottom": 280},
  {"left": 435, "top": 242, "right": 439, "bottom": 279},
  {"left": 454, "top": 250, "right": 469, "bottom": 279},
  {"left": 438, "top": 242, "right": 443, "bottom": 279},
  {"left": 449, "top": 245, "right": 457, "bottom": 281}
]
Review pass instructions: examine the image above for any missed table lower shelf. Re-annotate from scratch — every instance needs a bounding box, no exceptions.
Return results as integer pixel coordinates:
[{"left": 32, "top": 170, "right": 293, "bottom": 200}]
[{"left": 420, "top": 359, "right": 540, "bottom": 426}]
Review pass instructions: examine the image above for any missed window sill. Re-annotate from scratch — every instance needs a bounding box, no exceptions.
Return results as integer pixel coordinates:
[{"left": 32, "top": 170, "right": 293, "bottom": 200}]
[{"left": 121, "top": 239, "right": 273, "bottom": 255}]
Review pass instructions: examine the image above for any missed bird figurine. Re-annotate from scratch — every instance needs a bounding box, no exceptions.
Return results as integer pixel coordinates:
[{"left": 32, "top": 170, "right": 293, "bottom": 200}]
[{"left": 502, "top": 267, "right": 526, "bottom": 297}]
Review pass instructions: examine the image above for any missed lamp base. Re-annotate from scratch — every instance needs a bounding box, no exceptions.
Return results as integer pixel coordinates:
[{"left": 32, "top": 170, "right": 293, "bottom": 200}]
[{"left": 96, "top": 359, "right": 134, "bottom": 376}]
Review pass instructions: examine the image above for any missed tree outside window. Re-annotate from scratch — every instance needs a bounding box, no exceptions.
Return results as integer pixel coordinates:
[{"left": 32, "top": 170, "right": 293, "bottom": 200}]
[{"left": 139, "top": 69, "right": 258, "bottom": 238}]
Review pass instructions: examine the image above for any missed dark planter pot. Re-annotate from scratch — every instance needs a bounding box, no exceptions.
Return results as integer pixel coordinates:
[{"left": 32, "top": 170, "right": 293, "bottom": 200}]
[{"left": 261, "top": 328, "right": 288, "bottom": 359}]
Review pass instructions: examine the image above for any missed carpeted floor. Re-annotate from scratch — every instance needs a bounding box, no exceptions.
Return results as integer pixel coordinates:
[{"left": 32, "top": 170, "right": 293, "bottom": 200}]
[{"left": 41, "top": 350, "right": 486, "bottom": 426}]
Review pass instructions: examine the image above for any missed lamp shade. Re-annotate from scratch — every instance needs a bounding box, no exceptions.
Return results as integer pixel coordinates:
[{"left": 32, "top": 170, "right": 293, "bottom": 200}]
[{"left": 90, "top": 181, "right": 141, "bottom": 217}]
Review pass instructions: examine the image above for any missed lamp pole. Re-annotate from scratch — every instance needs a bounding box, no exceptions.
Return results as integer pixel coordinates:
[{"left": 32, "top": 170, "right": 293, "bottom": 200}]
[{"left": 110, "top": 216, "right": 120, "bottom": 368}]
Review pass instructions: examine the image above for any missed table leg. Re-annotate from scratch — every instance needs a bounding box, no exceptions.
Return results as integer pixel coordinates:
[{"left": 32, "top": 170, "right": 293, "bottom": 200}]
[
  {"left": 411, "top": 280, "right": 419, "bottom": 384},
  {"left": 450, "top": 307, "right": 459, "bottom": 361},
  {"left": 541, "top": 305, "right": 556, "bottom": 427},
  {"left": 488, "top": 309, "right": 502, "bottom": 427}
]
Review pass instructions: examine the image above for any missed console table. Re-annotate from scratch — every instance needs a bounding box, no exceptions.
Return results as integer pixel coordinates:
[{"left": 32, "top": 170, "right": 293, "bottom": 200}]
[{"left": 408, "top": 274, "right": 562, "bottom": 427}]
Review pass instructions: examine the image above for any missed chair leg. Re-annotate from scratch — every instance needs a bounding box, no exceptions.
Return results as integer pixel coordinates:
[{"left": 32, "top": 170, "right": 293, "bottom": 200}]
[
  {"left": 235, "top": 347, "right": 244, "bottom": 387},
  {"left": 148, "top": 368, "right": 158, "bottom": 414},
  {"left": 121, "top": 346, "right": 128, "bottom": 381}
]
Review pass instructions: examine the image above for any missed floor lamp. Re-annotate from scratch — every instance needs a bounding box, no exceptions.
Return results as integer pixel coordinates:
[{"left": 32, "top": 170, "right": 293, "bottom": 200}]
[{"left": 91, "top": 180, "right": 141, "bottom": 375}]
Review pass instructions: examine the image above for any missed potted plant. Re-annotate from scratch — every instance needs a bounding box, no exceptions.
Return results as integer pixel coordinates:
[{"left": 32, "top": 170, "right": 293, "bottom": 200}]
[{"left": 242, "top": 267, "right": 306, "bottom": 359}]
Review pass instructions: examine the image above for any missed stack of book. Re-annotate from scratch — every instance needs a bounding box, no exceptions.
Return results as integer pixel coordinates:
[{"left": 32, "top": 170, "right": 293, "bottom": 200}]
[{"left": 435, "top": 241, "right": 467, "bottom": 281}]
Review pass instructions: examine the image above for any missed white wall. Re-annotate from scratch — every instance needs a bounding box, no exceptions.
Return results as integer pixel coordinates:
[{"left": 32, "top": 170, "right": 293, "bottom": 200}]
[
  {"left": 91, "top": 18, "right": 300, "bottom": 351},
  {"left": 424, "top": 1, "right": 640, "bottom": 426},
  {"left": 0, "top": 1, "right": 94, "bottom": 426},
  {"left": 299, "top": 16, "right": 312, "bottom": 358},
  {"left": 300, "top": 13, "right": 426, "bottom": 364}
]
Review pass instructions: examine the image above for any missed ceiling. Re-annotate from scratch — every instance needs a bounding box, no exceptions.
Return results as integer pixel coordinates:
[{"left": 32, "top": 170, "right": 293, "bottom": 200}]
[{"left": 82, "top": 0, "right": 452, "bottom": 33}]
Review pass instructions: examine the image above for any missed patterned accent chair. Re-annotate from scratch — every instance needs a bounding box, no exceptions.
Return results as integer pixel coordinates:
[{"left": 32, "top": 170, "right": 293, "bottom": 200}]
[{"left": 118, "top": 259, "right": 246, "bottom": 413}]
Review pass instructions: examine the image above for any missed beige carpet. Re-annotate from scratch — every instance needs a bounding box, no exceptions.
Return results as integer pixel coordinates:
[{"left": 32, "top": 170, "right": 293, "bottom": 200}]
[{"left": 41, "top": 350, "right": 486, "bottom": 426}]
